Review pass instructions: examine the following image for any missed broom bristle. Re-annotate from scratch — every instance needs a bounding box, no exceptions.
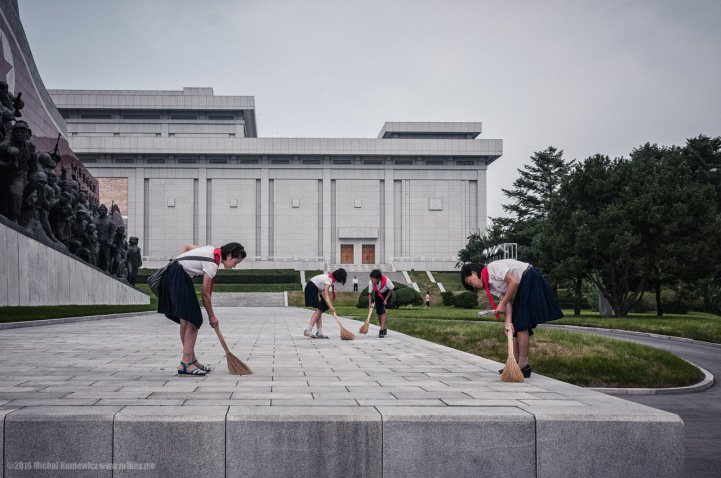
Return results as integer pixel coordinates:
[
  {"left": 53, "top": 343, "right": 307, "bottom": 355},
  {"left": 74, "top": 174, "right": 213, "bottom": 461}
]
[
  {"left": 500, "top": 356, "right": 524, "bottom": 383},
  {"left": 340, "top": 325, "right": 356, "bottom": 341},
  {"left": 359, "top": 320, "right": 370, "bottom": 334},
  {"left": 226, "top": 352, "right": 253, "bottom": 375}
]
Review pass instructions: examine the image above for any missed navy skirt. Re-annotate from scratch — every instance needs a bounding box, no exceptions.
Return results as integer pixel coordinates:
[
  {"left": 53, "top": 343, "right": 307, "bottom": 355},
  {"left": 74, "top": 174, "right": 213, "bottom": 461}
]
[
  {"left": 304, "top": 281, "right": 329, "bottom": 312},
  {"left": 157, "top": 261, "right": 203, "bottom": 328},
  {"left": 511, "top": 268, "right": 563, "bottom": 335}
]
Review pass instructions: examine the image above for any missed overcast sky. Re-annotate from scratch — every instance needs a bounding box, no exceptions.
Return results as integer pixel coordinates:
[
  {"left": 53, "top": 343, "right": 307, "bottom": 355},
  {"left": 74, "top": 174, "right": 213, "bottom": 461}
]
[{"left": 19, "top": 0, "right": 721, "bottom": 219}]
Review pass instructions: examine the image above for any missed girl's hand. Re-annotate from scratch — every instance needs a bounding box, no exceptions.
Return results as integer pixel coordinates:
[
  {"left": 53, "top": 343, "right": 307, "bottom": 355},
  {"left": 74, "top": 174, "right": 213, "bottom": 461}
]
[
  {"left": 329, "top": 306, "right": 336, "bottom": 314},
  {"left": 209, "top": 316, "right": 219, "bottom": 329},
  {"left": 496, "top": 302, "right": 507, "bottom": 314}
]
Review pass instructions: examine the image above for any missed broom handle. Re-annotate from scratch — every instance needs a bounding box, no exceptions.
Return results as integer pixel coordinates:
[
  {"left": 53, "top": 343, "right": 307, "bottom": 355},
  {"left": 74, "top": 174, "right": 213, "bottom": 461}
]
[
  {"left": 214, "top": 326, "right": 231, "bottom": 354},
  {"left": 333, "top": 312, "right": 344, "bottom": 328},
  {"left": 365, "top": 307, "right": 373, "bottom": 323},
  {"left": 506, "top": 324, "right": 515, "bottom": 356}
]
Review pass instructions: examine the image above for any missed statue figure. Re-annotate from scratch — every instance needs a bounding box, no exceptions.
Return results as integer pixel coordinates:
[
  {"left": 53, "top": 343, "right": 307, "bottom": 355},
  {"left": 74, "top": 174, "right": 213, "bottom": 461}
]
[
  {"left": 0, "top": 81, "right": 23, "bottom": 141},
  {"left": 83, "top": 223, "right": 99, "bottom": 265},
  {"left": 23, "top": 169, "right": 57, "bottom": 242},
  {"left": 95, "top": 204, "right": 115, "bottom": 272},
  {"left": 69, "top": 203, "right": 89, "bottom": 256},
  {"left": 109, "top": 225, "right": 126, "bottom": 275},
  {"left": 126, "top": 236, "right": 142, "bottom": 285},
  {"left": 50, "top": 191, "right": 73, "bottom": 246},
  {"left": 0, "top": 121, "right": 36, "bottom": 222}
]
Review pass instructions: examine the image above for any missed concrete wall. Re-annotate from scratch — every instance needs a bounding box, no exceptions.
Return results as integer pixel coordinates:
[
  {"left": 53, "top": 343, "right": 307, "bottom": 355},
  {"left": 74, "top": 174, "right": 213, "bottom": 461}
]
[{"left": 0, "top": 222, "right": 149, "bottom": 306}]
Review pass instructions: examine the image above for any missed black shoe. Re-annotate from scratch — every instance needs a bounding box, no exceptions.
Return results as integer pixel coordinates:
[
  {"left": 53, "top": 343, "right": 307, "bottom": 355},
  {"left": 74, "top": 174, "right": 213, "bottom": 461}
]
[
  {"left": 498, "top": 365, "right": 532, "bottom": 378},
  {"left": 379, "top": 329, "right": 387, "bottom": 338}
]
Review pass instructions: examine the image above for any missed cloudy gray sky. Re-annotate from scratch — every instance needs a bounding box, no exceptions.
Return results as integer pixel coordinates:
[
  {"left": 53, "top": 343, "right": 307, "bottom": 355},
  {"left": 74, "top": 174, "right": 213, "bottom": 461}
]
[{"left": 19, "top": 0, "right": 721, "bottom": 219}]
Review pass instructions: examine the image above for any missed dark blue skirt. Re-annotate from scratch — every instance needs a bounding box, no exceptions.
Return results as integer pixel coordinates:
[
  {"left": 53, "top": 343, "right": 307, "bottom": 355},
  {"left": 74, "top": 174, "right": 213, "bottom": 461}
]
[
  {"left": 157, "top": 261, "right": 203, "bottom": 328},
  {"left": 304, "top": 281, "right": 329, "bottom": 312},
  {"left": 512, "top": 268, "right": 563, "bottom": 334}
]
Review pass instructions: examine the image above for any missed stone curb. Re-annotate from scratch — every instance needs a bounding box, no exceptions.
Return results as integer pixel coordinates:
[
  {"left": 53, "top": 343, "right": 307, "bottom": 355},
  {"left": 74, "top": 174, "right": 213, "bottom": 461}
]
[
  {"left": 0, "top": 311, "right": 157, "bottom": 330},
  {"left": 543, "top": 323, "right": 716, "bottom": 395}
]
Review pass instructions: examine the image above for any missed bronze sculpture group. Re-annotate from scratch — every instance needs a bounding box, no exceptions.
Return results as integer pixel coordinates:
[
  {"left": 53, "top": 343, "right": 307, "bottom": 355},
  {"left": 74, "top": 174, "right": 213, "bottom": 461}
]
[{"left": 0, "top": 81, "right": 142, "bottom": 286}]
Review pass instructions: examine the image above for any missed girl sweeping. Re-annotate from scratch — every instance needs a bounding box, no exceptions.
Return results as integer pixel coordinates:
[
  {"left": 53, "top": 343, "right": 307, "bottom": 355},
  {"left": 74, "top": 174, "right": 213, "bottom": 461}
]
[
  {"left": 158, "top": 242, "right": 246, "bottom": 376},
  {"left": 368, "top": 269, "right": 395, "bottom": 338},
  {"left": 460, "top": 259, "right": 563, "bottom": 378},
  {"left": 304, "top": 268, "right": 347, "bottom": 338}
]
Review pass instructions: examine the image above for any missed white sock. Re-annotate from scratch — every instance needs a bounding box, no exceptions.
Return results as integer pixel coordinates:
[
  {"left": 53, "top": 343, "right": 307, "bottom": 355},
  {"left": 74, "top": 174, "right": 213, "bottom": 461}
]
[{"left": 518, "top": 356, "right": 528, "bottom": 368}]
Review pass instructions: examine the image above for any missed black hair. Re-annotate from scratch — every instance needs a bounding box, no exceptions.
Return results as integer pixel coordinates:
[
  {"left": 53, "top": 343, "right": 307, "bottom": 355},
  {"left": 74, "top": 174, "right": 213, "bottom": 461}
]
[
  {"left": 369, "top": 269, "right": 382, "bottom": 280},
  {"left": 220, "top": 242, "right": 246, "bottom": 260},
  {"left": 460, "top": 263, "right": 483, "bottom": 292},
  {"left": 331, "top": 268, "right": 347, "bottom": 285}
]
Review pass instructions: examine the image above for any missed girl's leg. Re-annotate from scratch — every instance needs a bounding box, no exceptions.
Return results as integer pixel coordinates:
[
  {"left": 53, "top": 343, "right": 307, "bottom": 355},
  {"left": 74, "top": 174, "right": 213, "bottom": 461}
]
[
  {"left": 316, "top": 315, "right": 324, "bottom": 335},
  {"left": 308, "top": 309, "right": 322, "bottom": 329},
  {"left": 516, "top": 330, "right": 530, "bottom": 368},
  {"left": 179, "top": 320, "right": 201, "bottom": 372},
  {"left": 379, "top": 312, "right": 388, "bottom": 330}
]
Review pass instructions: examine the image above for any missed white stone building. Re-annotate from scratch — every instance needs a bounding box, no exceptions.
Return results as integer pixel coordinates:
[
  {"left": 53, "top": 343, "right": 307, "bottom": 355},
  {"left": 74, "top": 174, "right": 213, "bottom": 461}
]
[{"left": 49, "top": 87, "right": 502, "bottom": 270}]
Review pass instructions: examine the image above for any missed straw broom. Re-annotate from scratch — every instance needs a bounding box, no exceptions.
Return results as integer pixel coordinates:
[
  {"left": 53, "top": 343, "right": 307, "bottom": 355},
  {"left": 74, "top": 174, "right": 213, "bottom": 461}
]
[
  {"left": 359, "top": 307, "right": 373, "bottom": 334},
  {"left": 500, "top": 324, "right": 524, "bottom": 383},
  {"left": 332, "top": 312, "right": 356, "bottom": 340},
  {"left": 214, "top": 326, "right": 253, "bottom": 375}
]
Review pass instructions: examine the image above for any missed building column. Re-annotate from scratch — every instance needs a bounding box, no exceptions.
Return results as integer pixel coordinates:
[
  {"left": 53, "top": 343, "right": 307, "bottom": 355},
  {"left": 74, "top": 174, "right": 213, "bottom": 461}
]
[
  {"left": 259, "top": 167, "right": 269, "bottom": 259},
  {"left": 478, "top": 166, "right": 488, "bottom": 231},
  {"left": 322, "top": 168, "right": 332, "bottom": 266},
  {"left": 383, "top": 168, "right": 394, "bottom": 265},
  {"left": 196, "top": 168, "right": 208, "bottom": 245},
  {"left": 132, "top": 168, "right": 146, "bottom": 254}
]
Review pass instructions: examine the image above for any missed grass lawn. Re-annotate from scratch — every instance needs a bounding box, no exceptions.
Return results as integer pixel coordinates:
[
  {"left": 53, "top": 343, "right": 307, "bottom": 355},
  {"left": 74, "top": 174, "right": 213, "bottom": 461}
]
[
  {"left": 383, "top": 318, "right": 705, "bottom": 388},
  {"left": 554, "top": 310, "right": 721, "bottom": 344},
  {"left": 408, "top": 271, "right": 442, "bottom": 305},
  {"left": 431, "top": 271, "right": 465, "bottom": 292},
  {"left": 332, "top": 305, "right": 721, "bottom": 344},
  {"left": 326, "top": 305, "right": 705, "bottom": 387}
]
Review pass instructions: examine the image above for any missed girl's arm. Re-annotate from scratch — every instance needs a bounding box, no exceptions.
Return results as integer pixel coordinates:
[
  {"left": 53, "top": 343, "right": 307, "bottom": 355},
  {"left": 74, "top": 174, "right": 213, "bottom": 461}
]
[
  {"left": 182, "top": 244, "right": 200, "bottom": 253},
  {"left": 496, "top": 273, "right": 520, "bottom": 313},
  {"left": 504, "top": 303, "right": 513, "bottom": 334},
  {"left": 324, "top": 284, "right": 336, "bottom": 313},
  {"left": 202, "top": 273, "right": 219, "bottom": 328}
]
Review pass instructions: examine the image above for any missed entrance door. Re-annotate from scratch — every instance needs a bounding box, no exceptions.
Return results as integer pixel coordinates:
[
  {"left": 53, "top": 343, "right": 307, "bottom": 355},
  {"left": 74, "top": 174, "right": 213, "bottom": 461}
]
[
  {"left": 362, "top": 244, "right": 375, "bottom": 264},
  {"left": 340, "top": 244, "right": 354, "bottom": 264}
]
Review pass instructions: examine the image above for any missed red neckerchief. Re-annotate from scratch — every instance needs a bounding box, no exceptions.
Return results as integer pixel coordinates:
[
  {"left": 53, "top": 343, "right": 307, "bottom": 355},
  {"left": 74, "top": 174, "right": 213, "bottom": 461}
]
[
  {"left": 481, "top": 267, "right": 502, "bottom": 321},
  {"left": 210, "top": 248, "right": 221, "bottom": 294},
  {"left": 372, "top": 275, "right": 388, "bottom": 296},
  {"left": 328, "top": 273, "right": 336, "bottom": 301}
]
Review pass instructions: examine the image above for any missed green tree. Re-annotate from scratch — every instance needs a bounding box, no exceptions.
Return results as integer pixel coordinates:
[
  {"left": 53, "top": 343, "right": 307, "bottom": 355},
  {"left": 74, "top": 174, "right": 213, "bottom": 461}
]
[
  {"left": 542, "top": 147, "right": 721, "bottom": 317},
  {"left": 456, "top": 227, "right": 500, "bottom": 266},
  {"left": 494, "top": 146, "right": 572, "bottom": 267}
]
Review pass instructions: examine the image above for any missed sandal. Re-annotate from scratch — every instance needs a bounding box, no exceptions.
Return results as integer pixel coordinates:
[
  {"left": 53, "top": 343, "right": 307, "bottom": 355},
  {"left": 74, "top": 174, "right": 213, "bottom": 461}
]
[
  {"left": 190, "top": 359, "right": 212, "bottom": 373},
  {"left": 177, "top": 360, "right": 206, "bottom": 376}
]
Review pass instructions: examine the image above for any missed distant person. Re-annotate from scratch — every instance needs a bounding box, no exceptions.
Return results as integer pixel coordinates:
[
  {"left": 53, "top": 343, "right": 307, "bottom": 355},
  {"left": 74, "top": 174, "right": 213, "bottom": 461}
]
[
  {"left": 304, "top": 269, "right": 347, "bottom": 338},
  {"left": 352, "top": 275, "right": 359, "bottom": 292},
  {"left": 460, "top": 259, "right": 563, "bottom": 378},
  {"left": 158, "top": 242, "right": 246, "bottom": 376},
  {"left": 369, "top": 269, "right": 394, "bottom": 338},
  {"left": 424, "top": 291, "right": 431, "bottom": 309}
]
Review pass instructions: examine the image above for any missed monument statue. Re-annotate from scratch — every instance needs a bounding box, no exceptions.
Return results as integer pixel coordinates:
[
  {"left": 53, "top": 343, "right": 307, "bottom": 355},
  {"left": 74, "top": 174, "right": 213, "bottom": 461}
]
[{"left": 0, "top": 82, "right": 138, "bottom": 285}]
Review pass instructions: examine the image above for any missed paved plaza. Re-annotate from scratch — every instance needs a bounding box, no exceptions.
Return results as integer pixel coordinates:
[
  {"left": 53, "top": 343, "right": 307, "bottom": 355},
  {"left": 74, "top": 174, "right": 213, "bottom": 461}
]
[{"left": 0, "top": 306, "right": 684, "bottom": 477}]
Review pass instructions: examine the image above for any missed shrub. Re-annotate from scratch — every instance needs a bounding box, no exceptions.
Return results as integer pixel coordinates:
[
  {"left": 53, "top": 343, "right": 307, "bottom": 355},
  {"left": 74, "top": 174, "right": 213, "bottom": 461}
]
[
  {"left": 453, "top": 291, "right": 479, "bottom": 309},
  {"left": 356, "top": 283, "right": 423, "bottom": 308},
  {"left": 441, "top": 291, "right": 455, "bottom": 306}
]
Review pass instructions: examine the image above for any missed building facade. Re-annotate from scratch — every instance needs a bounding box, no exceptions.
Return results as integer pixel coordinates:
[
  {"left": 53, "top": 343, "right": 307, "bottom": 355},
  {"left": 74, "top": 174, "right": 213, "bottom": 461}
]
[{"left": 50, "top": 87, "right": 502, "bottom": 270}]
